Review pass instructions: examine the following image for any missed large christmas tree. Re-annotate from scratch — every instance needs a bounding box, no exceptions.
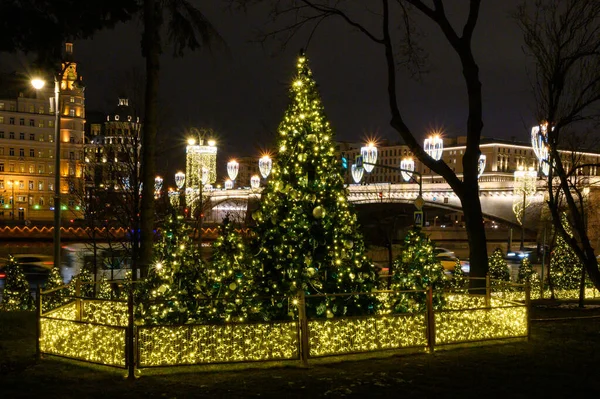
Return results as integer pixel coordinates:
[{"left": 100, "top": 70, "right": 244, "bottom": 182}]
[
  {"left": 207, "top": 216, "right": 259, "bottom": 322},
  {"left": 252, "top": 52, "right": 378, "bottom": 319},
  {"left": 390, "top": 228, "right": 446, "bottom": 313},
  {"left": 0, "top": 256, "right": 35, "bottom": 311}
]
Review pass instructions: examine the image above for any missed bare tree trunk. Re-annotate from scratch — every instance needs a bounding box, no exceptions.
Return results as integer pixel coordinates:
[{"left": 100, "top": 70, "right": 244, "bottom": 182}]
[{"left": 139, "top": 0, "right": 160, "bottom": 278}]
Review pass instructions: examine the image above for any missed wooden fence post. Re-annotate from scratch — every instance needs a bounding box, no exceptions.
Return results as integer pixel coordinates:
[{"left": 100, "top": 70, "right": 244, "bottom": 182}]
[
  {"left": 127, "top": 288, "right": 136, "bottom": 380},
  {"left": 75, "top": 279, "right": 82, "bottom": 321},
  {"left": 426, "top": 286, "right": 435, "bottom": 353},
  {"left": 36, "top": 285, "right": 42, "bottom": 360},
  {"left": 485, "top": 275, "right": 491, "bottom": 308},
  {"left": 297, "top": 291, "right": 310, "bottom": 366},
  {"left": 525, "top": 281, "right": 531, "bottom": 341}
]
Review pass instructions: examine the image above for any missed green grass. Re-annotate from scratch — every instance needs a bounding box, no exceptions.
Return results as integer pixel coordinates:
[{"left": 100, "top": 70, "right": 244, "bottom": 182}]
[{"left": 1, "top": 302, "right": 600, "bottom": 398}]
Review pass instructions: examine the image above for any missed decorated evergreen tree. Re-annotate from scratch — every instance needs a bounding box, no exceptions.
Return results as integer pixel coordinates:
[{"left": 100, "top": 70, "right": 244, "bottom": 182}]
[
  {"left": 550, "top": 220, "right": 583, "bottom": 290},
  {"left": 73, "top": 267, "right": 95, "bottom": 298},
  {"left": 390, "top": 229, "right": 446, "bottom": 312},
  {"left": 207, "top": 216, "right": 259, "bottom": 322},
  {"left": 449, "top": 258, "right": 467, "bottom": 292},
  {"left": 488, "top": 248, "right": 510, "bottom": 286},
  {"left": 251, "top": 52, "right": 378, "bottom": 319},
  {"left": 96, "top": 274, "right": 113, "bottom": 300},
  {"left": 136, "top": 213, "right": 210, "bottom": 324},
  {"left": 0, "top": 256, "right": 35, "bottom": 311},
  {"left": 42, "top": 266, "right": 68, "bottom": 311},
  {"left": 517, "top": 257, "right": 539, "bottom": 284}
]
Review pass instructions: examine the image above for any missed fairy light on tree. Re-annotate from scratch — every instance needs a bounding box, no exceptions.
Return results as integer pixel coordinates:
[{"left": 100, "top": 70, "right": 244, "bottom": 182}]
[
  {"left": 154, "top": 176, "right": 163, "bottom": 198},
  {"left": 361, "top": 142, "right": 377, "bottom": 173},
  {"left": 251, "top": 52, "right": 378, "bottom": 319},
  {"left": 0, "top": 256, "right": 35, "bottom": 311}
]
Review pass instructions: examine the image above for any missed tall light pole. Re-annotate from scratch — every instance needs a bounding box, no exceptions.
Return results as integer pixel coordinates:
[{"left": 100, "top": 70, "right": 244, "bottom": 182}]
[
  {"left": 7, "top": 180, "right": 15, "bottom": 220},
  {"left": 32, "top": 76, "right": 61, "bottom": 269},
  {"left": 513, "top": 167, "right": 537, "bottom": 250}
]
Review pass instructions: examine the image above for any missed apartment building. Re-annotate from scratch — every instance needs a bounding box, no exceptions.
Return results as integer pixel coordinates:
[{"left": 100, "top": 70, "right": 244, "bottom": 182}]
[{"left": 0, "top": 44, "right": 85, "bottom": 222}]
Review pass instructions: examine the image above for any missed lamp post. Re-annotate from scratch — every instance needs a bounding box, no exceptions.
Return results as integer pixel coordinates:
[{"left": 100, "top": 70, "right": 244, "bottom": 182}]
[
  {"left": 513, "top": 167, "right": 537, "bottom": 250},
  {"left": 32, "top": 76, "right": 61, "bottom": 270},
  {"left": 7, "top": 180, "right": 15, "bottom": 220}
]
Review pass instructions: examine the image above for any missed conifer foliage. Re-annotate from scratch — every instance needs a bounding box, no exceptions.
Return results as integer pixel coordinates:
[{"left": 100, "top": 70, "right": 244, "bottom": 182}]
[
  {"left": 488, "top": 248, "right": 510, "bottom": 286},
  {"left": 137, "top": 214, "right": 210, "bottom": 324},
  {"left": 207, "top": 216, "right": 259, "bottom": 322},
  {"left": 0, "top": 256, "right": 35, "bottom": 311},
  {"left": 390, "top": 228, "right": 446, "bottom": 312},
  {"left": 42, "top": 266, "right": 68, "bottom": 312},
  {"left": 550, "top": 217, "right": 583, "bottom": 290},
  {"left": 251, "top": 52, "right": 378, "bottom": 318}
]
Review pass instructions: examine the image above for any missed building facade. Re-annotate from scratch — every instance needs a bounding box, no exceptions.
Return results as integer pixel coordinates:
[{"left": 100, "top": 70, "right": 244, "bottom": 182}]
[
  {"left": 0, "top": 44, "right": 85, "bottom": 222},
  {"left": 338, "top": 136, "right": 600, "bottom": 185}
]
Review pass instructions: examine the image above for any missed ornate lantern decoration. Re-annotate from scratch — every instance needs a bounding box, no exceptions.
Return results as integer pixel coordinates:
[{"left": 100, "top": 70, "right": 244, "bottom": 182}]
[
  {"left": 424, "top": 135, "right": 443, "bottom": 161},
  {"left": 224, "top": 179, "right": 234, "bottom": 190},
  {"left": 259, "top": 155, "right": 272, "bottom": 179},
  {"left": 478, "top": 154, "right": 487, "bottom": 178},
  {"left": 400, "top": 157, "right": 415, "bottom": 182},
  {"left": 250, "top": 175, "right": 260, "bottom": 189},
  {"left": 175, "top": 172, "right": 185, "bottom": 189},
  {"left": 351, "top": 164, "right": 364, "bottom": 183},
  {"left": 227, "top": 160, "right": 239, "bottom": 181},
  {"left": 360, "top": 143, "right": 377, "bottom": 173}
]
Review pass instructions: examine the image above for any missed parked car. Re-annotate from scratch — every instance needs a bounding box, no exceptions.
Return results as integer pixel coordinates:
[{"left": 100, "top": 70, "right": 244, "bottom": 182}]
[{"left": 0, "top": 254, "right": 54, "bottom": 285}]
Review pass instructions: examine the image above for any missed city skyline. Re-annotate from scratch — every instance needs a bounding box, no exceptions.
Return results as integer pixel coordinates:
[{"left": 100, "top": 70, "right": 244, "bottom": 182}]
[{"left": 1, "top": 1, "right": 536, "bottom": 182}]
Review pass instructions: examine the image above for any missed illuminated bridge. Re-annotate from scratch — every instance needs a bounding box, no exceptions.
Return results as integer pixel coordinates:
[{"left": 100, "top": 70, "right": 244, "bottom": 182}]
[{"left": 203, "top": 173, "right": 571, "bottom": 227}]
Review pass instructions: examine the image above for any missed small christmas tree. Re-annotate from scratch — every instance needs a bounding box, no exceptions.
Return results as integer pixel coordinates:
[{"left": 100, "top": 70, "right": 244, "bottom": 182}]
[
  {"left": 550, "top": 216, "right": 583, "bottom": 290},
  {"left": 251, "top": 52, "right": 378, "bottom": 319},
  {"left": 73, "top": 267, "right": 95, "bottom": 298},
  {"left": 137, "top": 213, "right": 210, "bottom": 324},
  {"left": 488, "top": 248, "right": 510, "bottom": 286},
  {"left": 207, "top": 216, "right": 259, "bottom": 322},
  {"left": 390, "top": 229, "right": 446, "bottom": 313},
  {"left": 517, "top": 256, "right": 540, "bottom": 293},
  {"left": 42, "top": 266, "right": 68, "bottom": 312},
  {"left": 0, "top": 256, "right": 35, "bottom": 311},
  {"left": 449, "top": 258, "right": 467, "bottom": 292},
  {"left": 96, "top": 274, "right": 113, "bottom": 300}
]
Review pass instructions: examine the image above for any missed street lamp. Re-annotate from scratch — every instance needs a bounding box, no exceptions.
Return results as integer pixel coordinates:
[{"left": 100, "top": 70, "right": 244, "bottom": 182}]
[
  {"left": 31, "top": 75, "right": 61, "bottom": 270},
  {"left": 351, "top": 164, "right": 364, "bottom": 184},
  {"left": 513, "top": 167, "right": 537, "bottom": 250},
  {"left": 424, "top": 134, "right": 443, "bottom": 161},
  {"left": 258, "top": 155, "right": 272, "bottom": 179},
  {"left": 7, "top": 180, "right": 15, "bottom": 220},
  {"left": 400, "top": 157, "right": 415, "bottom": 182},
  {"left": 361, "top": 142, "right": 377, "bottom": 173},
  {"left": 227, "top": 159, "right": 239, "bottom": 188}
]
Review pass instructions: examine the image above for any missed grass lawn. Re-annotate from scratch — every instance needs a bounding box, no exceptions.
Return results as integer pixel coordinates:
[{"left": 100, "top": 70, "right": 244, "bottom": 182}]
[{"left": 1, "top": 301, "right": 599, "bottom": 398}]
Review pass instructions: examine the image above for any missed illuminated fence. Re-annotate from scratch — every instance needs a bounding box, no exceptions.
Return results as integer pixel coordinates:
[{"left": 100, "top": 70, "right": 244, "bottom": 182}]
[
  {"left": 137, "top": 321, "right": 299, "bottom": 367},
  {"left": 37, "top": 279, "right": 529, "bottom": 377}
]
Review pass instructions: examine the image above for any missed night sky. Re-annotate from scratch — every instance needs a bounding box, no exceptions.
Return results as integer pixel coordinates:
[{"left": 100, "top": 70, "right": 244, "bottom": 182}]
[{"left": 2, "top": 1, "right": 535, "bottom": 183}]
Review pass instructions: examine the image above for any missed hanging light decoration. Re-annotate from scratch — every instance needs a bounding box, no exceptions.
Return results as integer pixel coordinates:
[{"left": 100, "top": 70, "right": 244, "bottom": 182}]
[
  {"left": 174, "top": 172, "right": 185, "bottom": 189},
  {"left": 361, "top": 142, "right": 377, "bottom": 173},
  {"left": 201, "top": 167, "right": 209, "bottom": 186},
  {"left": 424, "top": 134, "right": 443, "bottom": 161},
  {"left": 227, "top": 159, "right": 239, "bottom": 181},
  {"left": 531, "top": 122, "right": 551, "bottom": 176},
  {"left": 478, "top": 154, "right": 487, "bottom": 178},
  {"left": 400, "top": 157, "right": 415, "bottom": 182},
  {"left": 154, "top": 176, "right": 163, "bottom": 197},
  {"left": 250, "top": 175, "right": 261, "bottom": 189},
  {"left": 351, "top": 164, "right": 364, "bottom": 184},
  {"left": 224, "top": 179, "right": 234, "bottom": 190},
  {"left": 258, "top": 155, "right": 272, "bottom": 179}
]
